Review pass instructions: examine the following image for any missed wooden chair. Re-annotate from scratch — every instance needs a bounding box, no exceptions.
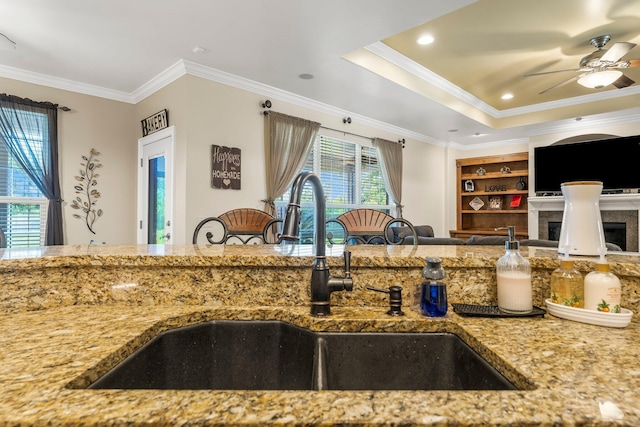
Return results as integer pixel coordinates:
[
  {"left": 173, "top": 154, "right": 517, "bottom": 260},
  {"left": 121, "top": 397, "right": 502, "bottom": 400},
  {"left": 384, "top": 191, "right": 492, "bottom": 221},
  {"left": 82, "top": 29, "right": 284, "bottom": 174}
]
[
  {"left": 193, "top": 208, "right": 283, "bottom": 244},
  {"left": 326, "top": 208, "right": 417, "bottom": 245}
]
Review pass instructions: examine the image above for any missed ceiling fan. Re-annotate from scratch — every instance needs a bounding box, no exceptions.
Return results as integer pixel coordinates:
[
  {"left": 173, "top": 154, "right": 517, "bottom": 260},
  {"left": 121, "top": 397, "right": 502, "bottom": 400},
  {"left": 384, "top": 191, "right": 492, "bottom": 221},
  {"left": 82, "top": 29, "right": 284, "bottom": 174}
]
[{"left": 525, "top": 35, "right": 639, "bottom": 94}]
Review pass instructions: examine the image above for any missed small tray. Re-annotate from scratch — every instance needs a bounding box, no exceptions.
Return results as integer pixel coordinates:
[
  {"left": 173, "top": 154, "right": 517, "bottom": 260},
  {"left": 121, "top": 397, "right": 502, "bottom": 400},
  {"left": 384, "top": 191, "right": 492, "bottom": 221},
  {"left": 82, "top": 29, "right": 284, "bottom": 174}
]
[
  {"left": 452, "top": 303, "right": 546, "bottom": 318},
  {"left": 545, "top": 299, "right": 633, "bottom": 328}
]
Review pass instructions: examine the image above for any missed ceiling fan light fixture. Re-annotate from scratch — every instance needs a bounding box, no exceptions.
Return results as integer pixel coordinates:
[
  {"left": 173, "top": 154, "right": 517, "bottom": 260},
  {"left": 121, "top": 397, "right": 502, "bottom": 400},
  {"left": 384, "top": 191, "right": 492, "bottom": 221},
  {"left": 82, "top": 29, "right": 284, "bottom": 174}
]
[{"left": 577, "top": 70, "right": 623, "bottom": 89}]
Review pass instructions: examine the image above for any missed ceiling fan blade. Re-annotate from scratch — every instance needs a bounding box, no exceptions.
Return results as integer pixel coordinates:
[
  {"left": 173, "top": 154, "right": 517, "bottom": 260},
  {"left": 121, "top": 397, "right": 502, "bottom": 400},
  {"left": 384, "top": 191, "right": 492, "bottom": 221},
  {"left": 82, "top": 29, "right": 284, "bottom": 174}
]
[
  {"left": 539, "top": 75, "right": 580, "bottom": 94},
  {"left": 612, "top": 74, "right": 635, "bottom": 89},
  {"left": 524, "top": 68, "right": 582, "bottom": 77},
  {"left": 600, "top": 42, "right": 637, "bottom": 63}
]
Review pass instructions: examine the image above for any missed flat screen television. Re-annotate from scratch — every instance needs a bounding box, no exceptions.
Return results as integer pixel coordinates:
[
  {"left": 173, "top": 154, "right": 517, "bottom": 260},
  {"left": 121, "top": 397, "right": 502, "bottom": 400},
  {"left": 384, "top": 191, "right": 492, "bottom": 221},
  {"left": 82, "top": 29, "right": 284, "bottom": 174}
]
[{"left": 534, "top": 135, "right": 640, "bottom": 195}]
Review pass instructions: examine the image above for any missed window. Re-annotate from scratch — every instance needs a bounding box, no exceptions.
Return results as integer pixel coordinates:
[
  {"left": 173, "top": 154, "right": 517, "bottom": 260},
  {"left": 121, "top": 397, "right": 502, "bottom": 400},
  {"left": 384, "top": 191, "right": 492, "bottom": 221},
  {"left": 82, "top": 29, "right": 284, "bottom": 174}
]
[
  {"left": 0, "top": 109, "right": 48, "bottom": 248},
  {"left": 276, "top": 135, "right": 389, "bottom": 243}
]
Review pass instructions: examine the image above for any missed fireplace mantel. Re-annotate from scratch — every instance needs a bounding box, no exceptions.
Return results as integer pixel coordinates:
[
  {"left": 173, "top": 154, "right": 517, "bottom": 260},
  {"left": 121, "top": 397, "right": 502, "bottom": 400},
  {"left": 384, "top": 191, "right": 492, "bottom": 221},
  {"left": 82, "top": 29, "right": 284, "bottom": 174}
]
[{"left": 529, "top": 193, "right": 640, "bottom": 252}]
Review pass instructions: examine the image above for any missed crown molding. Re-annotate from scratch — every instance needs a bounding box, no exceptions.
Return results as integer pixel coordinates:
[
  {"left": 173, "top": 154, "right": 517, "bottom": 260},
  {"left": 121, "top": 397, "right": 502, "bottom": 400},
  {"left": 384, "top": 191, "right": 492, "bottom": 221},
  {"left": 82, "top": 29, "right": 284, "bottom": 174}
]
[
  {"left": 178, "top": 60, "right": 446, "bottom": 146},
  {"left": 130, "top": 60, "right": 188, "bottom": 103},
  {"left": 0, "top": 64, "right": 134, "bottom": 103},
  {"left": 365, "top": 41, "right": 640, "bottom": 119},
  {"left": 523, "top": 110, "right": 640, "bottom": 137},
  {"left": 364, "top": 42, "right": 498, "bottom": 117}
]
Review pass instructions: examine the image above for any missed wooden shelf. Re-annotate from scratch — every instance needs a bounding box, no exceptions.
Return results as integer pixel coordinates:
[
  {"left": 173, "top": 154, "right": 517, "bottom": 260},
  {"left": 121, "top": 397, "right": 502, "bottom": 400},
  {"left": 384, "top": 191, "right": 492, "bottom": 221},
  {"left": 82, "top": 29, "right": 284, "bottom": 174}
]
[
  {"left": 461, "top": 210, "right": 527, "bottom": 214},
  {"left": 463, "top": 190, "right": 528, "bottom": 196},
  {"left": 461, "top": 170, "right": 528, "bottom": 180},
  {"left": 454, "top": 152, "right": 529, "bottom": 239}
]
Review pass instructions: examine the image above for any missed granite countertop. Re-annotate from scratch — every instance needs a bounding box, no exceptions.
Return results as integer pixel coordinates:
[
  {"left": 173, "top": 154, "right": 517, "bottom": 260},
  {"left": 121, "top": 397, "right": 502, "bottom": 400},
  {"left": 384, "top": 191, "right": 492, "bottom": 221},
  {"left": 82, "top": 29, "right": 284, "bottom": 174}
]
[{"left": 1, "top": 244, "right": 639, "bottom": 426}]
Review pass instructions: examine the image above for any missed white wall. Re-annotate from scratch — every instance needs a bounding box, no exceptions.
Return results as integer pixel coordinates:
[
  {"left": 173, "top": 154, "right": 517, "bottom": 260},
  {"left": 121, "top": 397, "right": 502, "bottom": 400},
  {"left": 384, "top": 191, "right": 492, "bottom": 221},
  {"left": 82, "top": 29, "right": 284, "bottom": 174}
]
[
  {"left": 139, "top": 75, "right": 450, "bottom": 242},
  {"left": 0, "top": 77, "right": 137, "bottom": 245}
]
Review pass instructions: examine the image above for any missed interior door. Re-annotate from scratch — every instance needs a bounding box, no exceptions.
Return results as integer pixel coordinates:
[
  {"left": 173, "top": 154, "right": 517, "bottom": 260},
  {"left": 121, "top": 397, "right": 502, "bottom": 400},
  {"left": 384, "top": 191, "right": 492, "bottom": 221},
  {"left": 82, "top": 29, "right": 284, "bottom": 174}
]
[{"left": 137, "top": 126, "right": 174, "bottom": 244}]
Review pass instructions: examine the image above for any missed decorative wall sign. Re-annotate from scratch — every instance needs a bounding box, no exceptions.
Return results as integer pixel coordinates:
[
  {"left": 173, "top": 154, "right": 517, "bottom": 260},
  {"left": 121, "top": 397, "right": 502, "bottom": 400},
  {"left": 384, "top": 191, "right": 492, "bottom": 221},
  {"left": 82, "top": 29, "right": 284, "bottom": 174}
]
[
  {"left": 211, "top": 145, "right": 241, "bottom": 190},
  {"left": 485, "top": 184, "right": 507, "bottom": 192},
  {"left": 141, "top": 109, "right": 168, "bottom": 137},
  {"left": 70, "top": 148, "right": 103, "bottom": 234}
]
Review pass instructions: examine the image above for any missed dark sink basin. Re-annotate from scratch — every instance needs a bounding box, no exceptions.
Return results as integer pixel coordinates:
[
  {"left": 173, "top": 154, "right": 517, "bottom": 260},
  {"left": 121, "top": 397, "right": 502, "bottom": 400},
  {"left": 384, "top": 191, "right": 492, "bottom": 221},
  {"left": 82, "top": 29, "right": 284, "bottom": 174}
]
[{"left": 88, "top": 320, "right": 516, "bottom": 391}]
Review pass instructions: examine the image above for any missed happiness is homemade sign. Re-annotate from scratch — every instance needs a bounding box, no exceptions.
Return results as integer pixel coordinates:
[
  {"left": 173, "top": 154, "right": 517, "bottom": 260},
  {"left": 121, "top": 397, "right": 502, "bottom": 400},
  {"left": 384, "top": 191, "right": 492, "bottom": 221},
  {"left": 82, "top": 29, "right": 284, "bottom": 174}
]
[{"left": 211, "top": 145, "right": 241, "bottom": 190}]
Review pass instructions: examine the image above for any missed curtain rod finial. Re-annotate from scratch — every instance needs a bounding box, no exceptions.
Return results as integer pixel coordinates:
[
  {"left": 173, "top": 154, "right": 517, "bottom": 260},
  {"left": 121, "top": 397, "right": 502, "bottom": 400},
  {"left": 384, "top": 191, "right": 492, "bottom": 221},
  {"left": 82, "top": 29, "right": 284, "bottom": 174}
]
[{"left": 261, "top": 100, "right": 272, "bottom": 109}]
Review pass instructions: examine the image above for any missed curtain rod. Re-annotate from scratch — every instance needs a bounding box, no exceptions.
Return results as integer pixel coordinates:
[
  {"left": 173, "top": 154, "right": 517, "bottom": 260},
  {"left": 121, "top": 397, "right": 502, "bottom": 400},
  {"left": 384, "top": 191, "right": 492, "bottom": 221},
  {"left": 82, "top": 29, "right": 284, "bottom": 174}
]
[
  {"left": 262, "top": 109, "right": 403, "bottom": 147},
  {"left": 320, "top": 125, "right": 373, "bottom": 142}
]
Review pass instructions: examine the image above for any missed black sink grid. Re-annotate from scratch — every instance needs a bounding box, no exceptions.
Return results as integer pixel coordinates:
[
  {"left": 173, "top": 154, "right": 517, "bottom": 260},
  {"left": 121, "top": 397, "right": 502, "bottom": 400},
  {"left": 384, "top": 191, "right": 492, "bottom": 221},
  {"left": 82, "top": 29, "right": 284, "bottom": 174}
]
[{"left": 88, "top": 320, "right": 517, "bottom": 391}]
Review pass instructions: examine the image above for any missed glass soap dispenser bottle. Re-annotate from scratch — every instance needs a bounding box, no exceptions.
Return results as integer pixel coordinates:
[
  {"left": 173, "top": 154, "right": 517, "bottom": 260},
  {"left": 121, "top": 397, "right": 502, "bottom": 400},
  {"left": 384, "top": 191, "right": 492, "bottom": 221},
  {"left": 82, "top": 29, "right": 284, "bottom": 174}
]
[
  {"left": 420, "top": 257, "right": 447, "bottom": 317},
  {"left": 496, "top": 226, "right": 532, "bottom": 313},
  {"left": 550, "top": 248, "right": 584, "bottom": 307}
]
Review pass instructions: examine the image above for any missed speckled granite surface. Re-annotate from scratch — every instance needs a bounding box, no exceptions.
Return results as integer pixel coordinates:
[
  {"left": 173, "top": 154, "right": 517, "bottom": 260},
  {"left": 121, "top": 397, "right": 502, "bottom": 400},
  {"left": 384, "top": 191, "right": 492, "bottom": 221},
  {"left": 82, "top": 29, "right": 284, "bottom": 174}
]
[{"left": 1, "top": 244, "right": 640, "bottom": 426}]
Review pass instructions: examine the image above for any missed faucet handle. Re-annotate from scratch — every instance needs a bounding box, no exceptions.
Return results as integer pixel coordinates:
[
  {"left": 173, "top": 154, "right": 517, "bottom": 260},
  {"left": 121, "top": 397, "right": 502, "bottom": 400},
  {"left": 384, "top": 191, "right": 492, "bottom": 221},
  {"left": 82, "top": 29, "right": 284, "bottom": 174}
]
[
  {"left": 366, "top": 285, "right": 404, "bottom": 316},
  {"left": 343, "top": 250, "right": 351, "bottom": 277}
]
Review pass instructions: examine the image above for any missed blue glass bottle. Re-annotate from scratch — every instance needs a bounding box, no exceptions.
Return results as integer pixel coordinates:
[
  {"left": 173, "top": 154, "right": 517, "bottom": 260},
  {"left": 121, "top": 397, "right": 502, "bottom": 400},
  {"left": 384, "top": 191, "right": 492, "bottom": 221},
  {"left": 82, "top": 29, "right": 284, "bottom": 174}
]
[{"left": 421, "top": 257, "right": 448, "bottom": 317}]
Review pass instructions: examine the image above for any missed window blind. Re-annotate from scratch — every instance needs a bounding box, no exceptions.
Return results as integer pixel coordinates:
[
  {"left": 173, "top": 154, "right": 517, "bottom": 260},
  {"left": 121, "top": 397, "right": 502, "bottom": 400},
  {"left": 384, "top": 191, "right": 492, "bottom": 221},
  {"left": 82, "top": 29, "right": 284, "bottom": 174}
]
[{"left": 0, "top": 135, "right": 47, "bottom": 248}]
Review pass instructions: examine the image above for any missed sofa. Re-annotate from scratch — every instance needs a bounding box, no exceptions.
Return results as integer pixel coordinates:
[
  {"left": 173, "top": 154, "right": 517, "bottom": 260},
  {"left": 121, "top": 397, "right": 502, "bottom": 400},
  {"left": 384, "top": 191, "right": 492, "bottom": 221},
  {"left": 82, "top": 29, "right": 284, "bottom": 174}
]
[{"left": 388, "top": 227, "right": 623, "bottom": 251}]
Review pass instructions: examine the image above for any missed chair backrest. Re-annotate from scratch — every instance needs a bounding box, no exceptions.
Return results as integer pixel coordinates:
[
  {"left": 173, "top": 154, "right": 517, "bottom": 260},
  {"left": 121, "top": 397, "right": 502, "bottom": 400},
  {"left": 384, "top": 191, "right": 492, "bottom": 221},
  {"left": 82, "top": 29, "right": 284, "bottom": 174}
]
[
  {"left": 193, "top": 208, "right": 281, "bottom": 244},
  {"left": 218, "top": 208, "right": 275, "bottom": 235},
  {"left": 335, "top": 209, "right": 395, "bottom": 236},
  {"left": 327, "top": 208, "right": 408, "bottom": 244}
]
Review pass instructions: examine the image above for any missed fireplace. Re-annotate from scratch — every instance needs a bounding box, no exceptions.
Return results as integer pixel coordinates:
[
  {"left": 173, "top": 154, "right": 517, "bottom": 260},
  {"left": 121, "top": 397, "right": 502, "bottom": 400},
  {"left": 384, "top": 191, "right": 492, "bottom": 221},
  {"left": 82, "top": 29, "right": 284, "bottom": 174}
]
[
  {"left": 529, "top": 193, "right": 640, "bottom": 252},
  {"left": 547, "top": 221, "right": 627, "bottom": 251}
]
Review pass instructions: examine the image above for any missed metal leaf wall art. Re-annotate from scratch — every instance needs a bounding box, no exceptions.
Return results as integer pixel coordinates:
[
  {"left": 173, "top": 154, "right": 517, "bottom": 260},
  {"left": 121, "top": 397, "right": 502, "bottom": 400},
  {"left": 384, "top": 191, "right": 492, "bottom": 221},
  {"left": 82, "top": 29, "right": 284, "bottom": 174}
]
[{"left": 71, "top": 148, "right": 103, "bottom": 234}]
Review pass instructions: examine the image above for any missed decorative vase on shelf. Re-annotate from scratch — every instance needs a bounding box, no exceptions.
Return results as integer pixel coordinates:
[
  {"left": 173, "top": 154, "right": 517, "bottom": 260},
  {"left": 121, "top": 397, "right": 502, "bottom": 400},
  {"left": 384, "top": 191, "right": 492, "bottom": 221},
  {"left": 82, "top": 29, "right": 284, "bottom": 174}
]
[{"left": 558, "top": 181, "right": 606, "bottom": 256}]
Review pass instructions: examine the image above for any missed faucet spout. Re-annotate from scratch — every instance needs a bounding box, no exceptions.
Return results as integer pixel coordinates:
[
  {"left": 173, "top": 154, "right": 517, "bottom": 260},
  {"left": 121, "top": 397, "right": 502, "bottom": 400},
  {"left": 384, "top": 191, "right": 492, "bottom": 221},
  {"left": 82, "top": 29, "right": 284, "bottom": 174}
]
[{"left": 281, "top": 172, "right": 353, "bottom": 316}]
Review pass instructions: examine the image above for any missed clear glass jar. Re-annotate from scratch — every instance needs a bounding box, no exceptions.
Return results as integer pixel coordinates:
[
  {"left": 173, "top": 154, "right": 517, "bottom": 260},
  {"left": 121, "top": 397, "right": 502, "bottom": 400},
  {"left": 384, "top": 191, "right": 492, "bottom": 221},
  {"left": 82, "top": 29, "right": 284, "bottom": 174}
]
[{"left": 550, "top": 259, "right": 584, "bottom": 307}]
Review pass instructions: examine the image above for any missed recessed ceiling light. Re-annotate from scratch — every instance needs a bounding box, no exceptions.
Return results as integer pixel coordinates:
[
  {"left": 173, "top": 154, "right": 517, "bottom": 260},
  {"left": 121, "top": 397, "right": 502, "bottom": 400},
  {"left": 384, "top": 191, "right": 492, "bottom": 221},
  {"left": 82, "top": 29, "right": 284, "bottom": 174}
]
[
  {"left": 299, "top": 73, "right": 314, "bottom": 80},
  {"left": 501, "top": 93, "right": 514, "bottom": 100},
  {"left": 448, "top": 129, "right": 458, "bottom": 133},
  {"left": 473, "top": 132, "right": 484, "bottom": 137},
  {"left": 417, "top": 35, "right": 435, "bottom": 45},
  {"left": 192, "top": 46, "right": 206, "bottom": 54}
]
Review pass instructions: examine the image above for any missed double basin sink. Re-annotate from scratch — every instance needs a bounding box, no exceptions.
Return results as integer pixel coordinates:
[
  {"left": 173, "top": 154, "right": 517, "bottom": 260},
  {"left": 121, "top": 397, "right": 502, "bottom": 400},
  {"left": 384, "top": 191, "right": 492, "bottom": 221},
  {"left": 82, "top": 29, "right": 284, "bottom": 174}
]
[{"left": 88, "top": 320, "right": 517, "bottom": 391}]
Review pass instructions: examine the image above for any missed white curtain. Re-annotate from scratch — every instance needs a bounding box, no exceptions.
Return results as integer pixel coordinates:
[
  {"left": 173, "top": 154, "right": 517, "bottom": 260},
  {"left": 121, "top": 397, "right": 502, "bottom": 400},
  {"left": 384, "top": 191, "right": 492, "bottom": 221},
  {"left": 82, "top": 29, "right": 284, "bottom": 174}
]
[
  {"left": 263, "top": 111, "right": 320, "bottom": 216},
  {"left": 373, "top": 137, "right": 403, "bottom": 217}
]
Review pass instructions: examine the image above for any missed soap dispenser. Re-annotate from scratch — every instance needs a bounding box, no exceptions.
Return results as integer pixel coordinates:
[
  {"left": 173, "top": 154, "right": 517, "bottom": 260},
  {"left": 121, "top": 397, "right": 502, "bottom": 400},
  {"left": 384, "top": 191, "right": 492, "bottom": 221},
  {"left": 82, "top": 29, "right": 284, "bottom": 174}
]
[
  {"left": 495, "top": 226, "right": 532, "bottom": 313},
  {"left": 550, "top": 247, "right": 584, "bottom": 307},
  {"left": 584, "top": 248, "right": 621, "bottom": 313},
  {"left": 420, "top": 257, "right": 447, "bottom": 317}
]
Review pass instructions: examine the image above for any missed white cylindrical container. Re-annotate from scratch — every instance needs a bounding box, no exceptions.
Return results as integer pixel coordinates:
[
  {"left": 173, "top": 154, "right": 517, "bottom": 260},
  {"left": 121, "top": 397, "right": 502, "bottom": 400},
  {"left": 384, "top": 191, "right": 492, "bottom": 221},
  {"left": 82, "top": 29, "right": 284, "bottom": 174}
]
[
  {"left": 584, "top": 262, "right": 622, "bottom": 313},
  {"left": 558, "top": 181, "right": 606, "bottom": 256},
  {"left": 497, "top": 270, "right": 533, "bottom": 313}
]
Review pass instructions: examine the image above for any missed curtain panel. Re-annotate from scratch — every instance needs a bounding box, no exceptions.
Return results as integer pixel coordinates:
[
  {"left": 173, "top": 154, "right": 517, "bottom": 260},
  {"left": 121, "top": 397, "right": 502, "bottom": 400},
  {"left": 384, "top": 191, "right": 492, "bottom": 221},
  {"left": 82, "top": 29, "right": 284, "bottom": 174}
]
[
  {"left": 263, "top": 111, "right": 320, "bottom": 216},
  {"left": 372, "top": 138, "right": 404, "bottom": 218},
  {"left": 0, "top": 94, "right": 63, "bottom": 245}
]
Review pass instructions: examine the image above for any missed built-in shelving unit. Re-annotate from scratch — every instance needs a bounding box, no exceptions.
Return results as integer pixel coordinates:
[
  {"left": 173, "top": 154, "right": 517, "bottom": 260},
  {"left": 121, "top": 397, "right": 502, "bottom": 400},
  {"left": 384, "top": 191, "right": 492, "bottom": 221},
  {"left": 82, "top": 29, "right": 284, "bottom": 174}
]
[{"left": 450, "top": 152, "right": 529, "bottom": 240}]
